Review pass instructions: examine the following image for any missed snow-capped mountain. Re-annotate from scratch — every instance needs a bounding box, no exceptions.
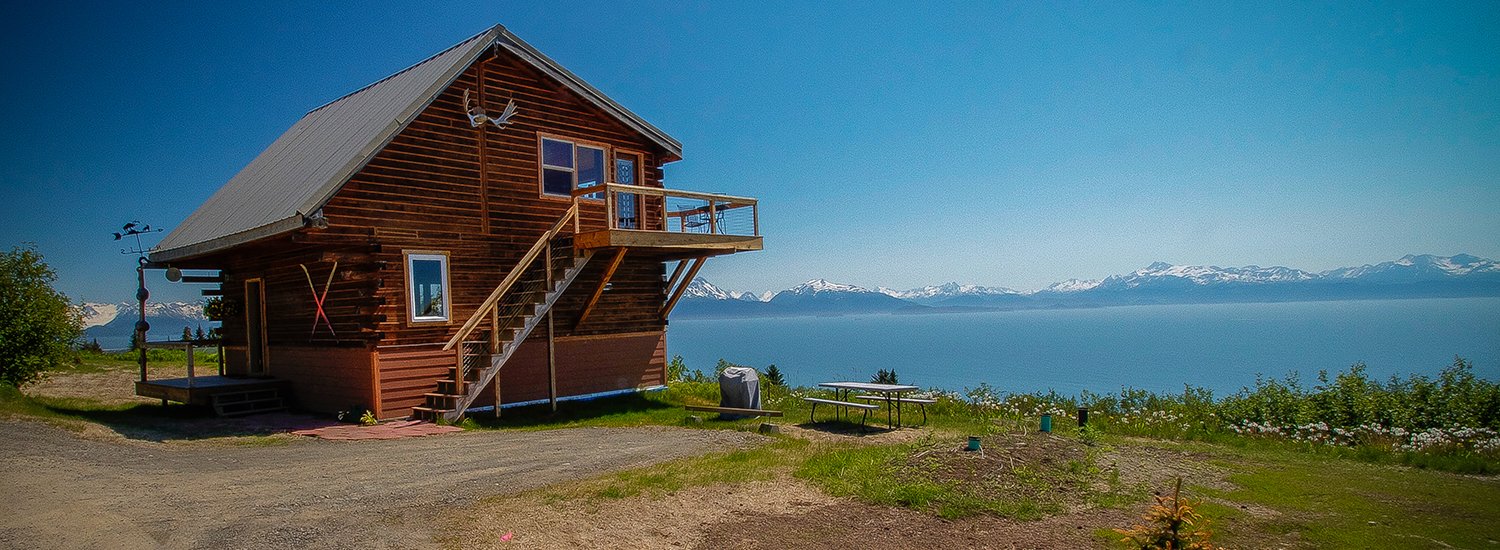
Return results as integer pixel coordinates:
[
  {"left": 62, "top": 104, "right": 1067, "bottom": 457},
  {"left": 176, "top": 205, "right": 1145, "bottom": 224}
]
[
  {"left": 1094, "top": 262, "right": 1317, "bottom": 291},
  {"left": 1320, "top": 254, "right": 1500, "bottom": 282},
  {"left": 1037, "top": 279, "right": 1102, "bottom": 293},
  {"left": 879, "top": 282, "right": 1018, "bottom": 300},
  {"left": 78, "top": 301, "right": 208, "bottom": 328},
  {"left": 682, "top": 278, "right": 739, "bottom": 301},
  {"left": 877, "top": 282, "right": 1023, "bottom": 307},
  {"left": 669, "top": 254, "right": 1500, "bottom": 319},
  {"left": 78, "top": 301, "right": 212, "bottom": 346},
  {"left": 78, "top": 302, "right": 123, "bottom": 329},
  {"left": 768, "top": 279, "right": 913, "bottom": 313},
  {"left": 779, "top": 278, "right": 875, "bottom": 296}
]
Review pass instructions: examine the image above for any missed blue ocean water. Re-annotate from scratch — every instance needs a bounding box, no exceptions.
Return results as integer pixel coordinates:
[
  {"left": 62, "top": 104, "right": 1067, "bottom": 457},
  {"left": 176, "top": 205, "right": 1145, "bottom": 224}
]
[{"left": 665, "top": 298, "right": 1500, "bottom": 396}]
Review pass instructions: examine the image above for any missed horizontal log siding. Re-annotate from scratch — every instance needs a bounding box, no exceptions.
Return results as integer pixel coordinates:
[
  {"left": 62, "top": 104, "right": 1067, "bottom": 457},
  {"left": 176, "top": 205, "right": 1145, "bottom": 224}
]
[
  {"left": 374, "top": 331, "right": 665, "bottom": 419},
  {"left": 308, "top": 50, "right": 673, "bottom": 415},
  {"left": 212, "top": 236, "right": 385, "bottom": 353}
]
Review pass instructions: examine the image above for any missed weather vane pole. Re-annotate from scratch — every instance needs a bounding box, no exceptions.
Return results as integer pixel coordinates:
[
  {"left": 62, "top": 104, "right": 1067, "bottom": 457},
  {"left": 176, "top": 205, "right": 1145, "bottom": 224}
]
[{"left": 113, "top": 221, "right": 163, "bottom": 382}]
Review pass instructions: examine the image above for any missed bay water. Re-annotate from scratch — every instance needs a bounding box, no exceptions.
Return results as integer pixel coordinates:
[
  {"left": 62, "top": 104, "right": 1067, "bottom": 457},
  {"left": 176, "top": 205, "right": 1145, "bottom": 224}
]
[{"left": 665, "top": 298, "right": 1500, "bottom": 396}]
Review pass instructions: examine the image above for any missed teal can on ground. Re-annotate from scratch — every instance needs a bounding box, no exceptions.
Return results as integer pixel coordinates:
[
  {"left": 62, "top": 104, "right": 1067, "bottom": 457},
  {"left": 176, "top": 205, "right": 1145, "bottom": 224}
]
[
  {"left": 967, "top": 436, "right": 981, "bottom": 451},
  {"left": 1040, "top": 414, "right": 1052, "bottom": 433}
]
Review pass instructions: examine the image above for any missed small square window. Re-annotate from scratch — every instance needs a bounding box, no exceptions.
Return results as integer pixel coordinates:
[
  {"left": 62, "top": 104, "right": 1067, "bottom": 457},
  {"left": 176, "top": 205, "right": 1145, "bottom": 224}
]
[{"left": 406, "top": 253, "right": 450, "bottom": 323}]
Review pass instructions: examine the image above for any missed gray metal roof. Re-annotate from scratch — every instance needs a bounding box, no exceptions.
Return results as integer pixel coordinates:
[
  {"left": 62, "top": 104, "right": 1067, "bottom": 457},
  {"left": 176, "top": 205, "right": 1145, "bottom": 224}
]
[{"left": 152, "top": 24, "right": 682, "bottom": 263}]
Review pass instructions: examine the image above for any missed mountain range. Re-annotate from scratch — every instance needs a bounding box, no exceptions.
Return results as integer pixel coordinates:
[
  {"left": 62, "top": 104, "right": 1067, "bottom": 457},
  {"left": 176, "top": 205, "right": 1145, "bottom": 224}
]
[
  {"left": 675, "top": 254, "right": 1500, "bottom": 318},
  {"left": 76, "top": 254, "right": 1500, "bottom": 331},
  {"left": 77, "top": 301, "right": 212, "bottom": 345}
]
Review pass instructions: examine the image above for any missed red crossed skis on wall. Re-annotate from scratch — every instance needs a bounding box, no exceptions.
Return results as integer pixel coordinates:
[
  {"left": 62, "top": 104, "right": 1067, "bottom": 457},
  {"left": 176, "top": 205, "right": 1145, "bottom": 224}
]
[{"left": 300, "top": 261, "right": 337, "bottom": 338}]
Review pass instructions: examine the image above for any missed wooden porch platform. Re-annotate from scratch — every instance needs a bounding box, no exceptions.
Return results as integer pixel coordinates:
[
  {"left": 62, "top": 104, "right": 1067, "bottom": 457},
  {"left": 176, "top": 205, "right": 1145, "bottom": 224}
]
[
  {"left": 135, "top": 376, "right": 290, "bottom": 407},
  {"left": 574, "top": 229, "right": 763, "bottom": 260}
]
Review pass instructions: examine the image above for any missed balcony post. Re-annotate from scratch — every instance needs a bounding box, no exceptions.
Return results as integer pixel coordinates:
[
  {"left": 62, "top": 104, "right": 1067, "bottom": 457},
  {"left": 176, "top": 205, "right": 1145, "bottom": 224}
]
[
  {"left": 606, "top": 185, "right": 616, "bottom": 229},
  {"left": 708, "top": 200, "right": 717, "bottom": 234}
]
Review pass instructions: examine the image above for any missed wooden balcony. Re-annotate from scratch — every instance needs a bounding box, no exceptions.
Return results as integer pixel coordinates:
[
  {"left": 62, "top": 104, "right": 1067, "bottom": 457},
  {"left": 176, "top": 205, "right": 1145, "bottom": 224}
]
[{"left": 570, "top": 183, "right": 763, "bottom": 260}]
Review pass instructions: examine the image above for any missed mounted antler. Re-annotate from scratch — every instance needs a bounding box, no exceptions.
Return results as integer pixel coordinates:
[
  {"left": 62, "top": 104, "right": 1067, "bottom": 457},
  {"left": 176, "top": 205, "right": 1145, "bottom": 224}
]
[{"left": 463, "top": 89, "right": 517, "bottom": 129}]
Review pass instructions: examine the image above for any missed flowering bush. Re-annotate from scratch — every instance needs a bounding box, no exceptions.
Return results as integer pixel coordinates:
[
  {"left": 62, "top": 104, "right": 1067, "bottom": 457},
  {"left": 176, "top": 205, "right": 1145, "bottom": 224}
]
[{"left": 939, "top": 357, "right": 1500, "bottom": 470}]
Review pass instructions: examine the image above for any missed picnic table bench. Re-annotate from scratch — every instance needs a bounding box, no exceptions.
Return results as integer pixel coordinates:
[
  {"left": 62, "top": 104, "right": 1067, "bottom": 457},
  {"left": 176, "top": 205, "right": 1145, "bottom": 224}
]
[
  {"left": 684, "top": 405, "right": 783, "bottom": 417},
  {"left": 818, "top": 382, "right": 920, "bottom": 428},
  {"left": 854, "top": 395, "right": 936, "bottom": 424},
  {"left": 802, "top": 397, "right": 879, "bottom": 427}
]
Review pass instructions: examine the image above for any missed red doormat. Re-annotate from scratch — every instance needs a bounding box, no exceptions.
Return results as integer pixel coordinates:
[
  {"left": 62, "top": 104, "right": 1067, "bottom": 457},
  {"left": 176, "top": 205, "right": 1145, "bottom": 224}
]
[{"left": 292, "top": 420, "right": 463, "bottom": 441}]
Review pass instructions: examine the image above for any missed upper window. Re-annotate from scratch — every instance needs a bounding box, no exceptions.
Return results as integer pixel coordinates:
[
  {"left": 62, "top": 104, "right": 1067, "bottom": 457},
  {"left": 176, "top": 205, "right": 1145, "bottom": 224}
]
[
  {"left": 541, "top": 137, "right": 605, "bottom": 198},
  {"left": 405, "top": 252, "right": 450, "bottom": 323}
]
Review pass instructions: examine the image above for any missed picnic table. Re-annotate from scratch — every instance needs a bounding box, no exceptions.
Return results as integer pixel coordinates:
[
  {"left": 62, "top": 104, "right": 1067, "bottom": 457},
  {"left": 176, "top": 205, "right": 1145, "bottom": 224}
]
[{"left": 816, "top": 381, "right": 920, "bottom": 428}]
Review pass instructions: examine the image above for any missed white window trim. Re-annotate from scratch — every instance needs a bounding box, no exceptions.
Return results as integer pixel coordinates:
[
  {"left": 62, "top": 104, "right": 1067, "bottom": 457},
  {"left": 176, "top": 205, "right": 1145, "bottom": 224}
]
[{"left": 404, "top": 251, "right": 451, "bottom": 325}]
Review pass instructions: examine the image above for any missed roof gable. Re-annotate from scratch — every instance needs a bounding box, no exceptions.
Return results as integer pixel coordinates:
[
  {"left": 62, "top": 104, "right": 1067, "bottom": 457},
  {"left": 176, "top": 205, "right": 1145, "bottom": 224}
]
[{"left": 153, "top": 24, "right": 680, "bottom": 262}]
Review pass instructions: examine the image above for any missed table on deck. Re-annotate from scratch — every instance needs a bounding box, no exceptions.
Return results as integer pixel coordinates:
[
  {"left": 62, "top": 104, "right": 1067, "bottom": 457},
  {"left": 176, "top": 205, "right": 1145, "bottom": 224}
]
[{"left": 817, "top": 381, "right": 920, "bottom": 428}]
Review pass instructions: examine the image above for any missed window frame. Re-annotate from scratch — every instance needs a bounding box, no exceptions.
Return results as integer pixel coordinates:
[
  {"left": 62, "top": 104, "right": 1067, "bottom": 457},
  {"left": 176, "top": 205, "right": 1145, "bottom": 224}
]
[
  {"left": 537, "top": 133, "right": 611, "bottom": 201},
  {"left": 403, "top": 250, "right": 452, "bottom": 326}
]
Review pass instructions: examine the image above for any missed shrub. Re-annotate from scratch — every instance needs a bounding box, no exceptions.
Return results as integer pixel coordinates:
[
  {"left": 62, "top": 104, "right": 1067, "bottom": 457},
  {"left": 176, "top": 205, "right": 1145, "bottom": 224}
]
[
  {"left": 872, "top": 368, "right": 899, "bottom": 385},
  {"left": 0, "top": 245, "right": 82, "bottom": 387},
  {"left": 1114, "top": 478, "right": 1217, "bottom": 549},
  {"left": 666, "top": 355, "right": 687, "bottom": 383},
  {"left": 764, "top": 364, "right": 786, "bottom": 386}
]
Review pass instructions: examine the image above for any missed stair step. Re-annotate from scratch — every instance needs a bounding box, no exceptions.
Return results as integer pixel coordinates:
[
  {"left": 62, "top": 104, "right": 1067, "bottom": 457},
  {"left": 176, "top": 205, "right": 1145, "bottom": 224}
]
[
  {"left": 209, "top": 388, "right": 286, "bottom": 417},
  {"left": 215, "top": 397, "right": 284, "bottom": 417},
  {"left": 410, "top": 405, "right": 453, "bottom": 421},
  {"left": 213, "top": 389, "right": 280, "bottom": 405}
]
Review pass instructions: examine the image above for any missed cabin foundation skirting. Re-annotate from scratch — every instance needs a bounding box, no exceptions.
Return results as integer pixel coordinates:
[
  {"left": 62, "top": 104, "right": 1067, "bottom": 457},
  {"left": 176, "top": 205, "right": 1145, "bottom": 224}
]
[{"left": 374, "top": 330, "right": 666, "bottom": 419}]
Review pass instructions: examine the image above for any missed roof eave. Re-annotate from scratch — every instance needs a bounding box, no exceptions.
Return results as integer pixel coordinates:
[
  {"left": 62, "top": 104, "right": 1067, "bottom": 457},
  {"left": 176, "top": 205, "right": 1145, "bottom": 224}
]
[{"left": 149, "top": 216, "right": 307, "bottom": 264}]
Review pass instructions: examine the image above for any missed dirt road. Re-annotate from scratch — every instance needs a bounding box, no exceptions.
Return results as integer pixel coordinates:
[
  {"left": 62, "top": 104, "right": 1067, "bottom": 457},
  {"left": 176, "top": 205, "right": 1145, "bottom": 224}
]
[{"left": 0, "top": 420, "right": 758, "bottom": 549}]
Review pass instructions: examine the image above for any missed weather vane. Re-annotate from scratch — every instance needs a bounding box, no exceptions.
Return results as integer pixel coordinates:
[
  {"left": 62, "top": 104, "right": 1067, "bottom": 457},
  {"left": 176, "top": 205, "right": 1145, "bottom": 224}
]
[{"left": 113, "top": 221, "right": 163, "bottom": 263}]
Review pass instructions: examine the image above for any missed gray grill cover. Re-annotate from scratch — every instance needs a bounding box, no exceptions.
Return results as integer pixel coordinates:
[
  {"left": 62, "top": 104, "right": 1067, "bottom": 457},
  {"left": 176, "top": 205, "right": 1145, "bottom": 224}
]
[{"left": 718, "top": 367, "right": 761, "bottom": 419}]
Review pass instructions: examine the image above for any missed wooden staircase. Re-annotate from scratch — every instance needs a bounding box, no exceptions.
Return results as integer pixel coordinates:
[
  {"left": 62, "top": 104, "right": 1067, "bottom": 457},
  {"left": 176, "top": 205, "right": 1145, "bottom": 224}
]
[{"left": 413, "top": 204, "right": 592, "bottom": 422}]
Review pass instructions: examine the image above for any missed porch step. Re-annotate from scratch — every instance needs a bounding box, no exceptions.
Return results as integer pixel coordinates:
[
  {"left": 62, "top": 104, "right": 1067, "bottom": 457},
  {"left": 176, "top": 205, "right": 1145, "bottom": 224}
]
[
  {"left": 410, "top": 405, "right": 453, "bottom": 422},
  {"left": 211, "top": 388, "right": 285, "bottom": 417}
]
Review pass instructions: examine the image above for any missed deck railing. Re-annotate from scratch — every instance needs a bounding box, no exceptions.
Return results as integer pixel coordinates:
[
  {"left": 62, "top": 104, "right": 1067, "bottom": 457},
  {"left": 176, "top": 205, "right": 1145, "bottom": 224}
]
[{"left": 572, "top": 182, "right": 760, "bottom": 236}]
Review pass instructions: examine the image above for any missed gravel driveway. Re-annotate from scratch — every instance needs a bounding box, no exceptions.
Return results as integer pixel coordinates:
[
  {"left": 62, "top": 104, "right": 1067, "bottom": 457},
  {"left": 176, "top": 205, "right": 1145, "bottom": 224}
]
[{"left": 0, "top": 420, "right": 758, "bottom": 549}]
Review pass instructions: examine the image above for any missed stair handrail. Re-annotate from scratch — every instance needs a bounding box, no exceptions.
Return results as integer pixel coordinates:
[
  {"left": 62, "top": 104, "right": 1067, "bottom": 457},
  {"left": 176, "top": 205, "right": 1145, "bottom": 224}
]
[{"left": 443, "top": 201, "right": 580, "bottom": 351}]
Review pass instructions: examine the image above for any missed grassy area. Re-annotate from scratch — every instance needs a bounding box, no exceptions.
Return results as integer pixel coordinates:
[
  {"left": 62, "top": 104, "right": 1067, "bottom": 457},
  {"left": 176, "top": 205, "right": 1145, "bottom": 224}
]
[
  {"left": 7, "top": 354, "right": 1500, "bottom": 546},
  {"left": 1188, "top": 442, "right": 1500, "bottom": 548}
]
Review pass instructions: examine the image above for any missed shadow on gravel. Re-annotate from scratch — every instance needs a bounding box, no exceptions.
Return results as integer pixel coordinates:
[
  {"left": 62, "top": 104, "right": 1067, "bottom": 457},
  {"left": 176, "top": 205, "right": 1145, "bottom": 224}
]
[{"left": 40, "top": 401, "right": 333, "bottom": 442}]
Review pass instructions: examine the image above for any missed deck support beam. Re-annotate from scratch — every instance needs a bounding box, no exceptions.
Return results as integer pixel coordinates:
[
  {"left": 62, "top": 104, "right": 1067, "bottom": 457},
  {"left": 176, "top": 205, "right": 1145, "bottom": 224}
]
[
  {"left": 664, "top": 258, "right": 690, "bottom": 293},
  {"left": 660, "top": 256, "right": 707, "bottom": 320},
  {"left": 575, "top": 248, "right": 627, "bottom": 331}
]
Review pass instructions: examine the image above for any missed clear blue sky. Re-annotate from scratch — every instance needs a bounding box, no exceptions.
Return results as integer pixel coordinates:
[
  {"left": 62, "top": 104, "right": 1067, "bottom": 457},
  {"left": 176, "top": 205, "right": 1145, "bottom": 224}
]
[{"left": 2, "top": 1, "right": 1497, "bottom": 303}]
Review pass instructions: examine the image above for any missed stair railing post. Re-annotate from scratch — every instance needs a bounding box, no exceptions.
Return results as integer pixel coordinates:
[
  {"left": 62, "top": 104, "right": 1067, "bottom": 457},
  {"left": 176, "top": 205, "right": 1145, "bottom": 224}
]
[
  {"left": 489, "top": 306, "right": 499, "bottom": 355},
  {"left": 454, "top": 344, "right": 465, "bottom": 400}
]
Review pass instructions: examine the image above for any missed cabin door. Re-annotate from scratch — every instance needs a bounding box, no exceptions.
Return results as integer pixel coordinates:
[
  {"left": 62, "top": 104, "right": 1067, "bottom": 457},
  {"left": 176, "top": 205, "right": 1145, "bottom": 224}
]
[
  {"left": 614, "top": 153, "right": 641, "bottom": 229},
  {"left": 244, "top": 279, "right": 268, "bottom": 376}
]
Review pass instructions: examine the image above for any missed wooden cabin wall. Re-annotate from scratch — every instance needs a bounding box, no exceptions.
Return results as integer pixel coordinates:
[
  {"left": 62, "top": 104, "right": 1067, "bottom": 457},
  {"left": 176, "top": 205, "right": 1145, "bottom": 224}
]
[
  {"left": 312, "top": 50, "right": 674, "bottom": 418},
  {"left": 206, "top": 236, "right": 382, "bottom": 414}
]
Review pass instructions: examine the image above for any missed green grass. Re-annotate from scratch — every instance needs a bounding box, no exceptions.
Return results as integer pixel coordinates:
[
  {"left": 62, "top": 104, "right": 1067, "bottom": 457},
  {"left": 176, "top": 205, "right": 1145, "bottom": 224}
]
[
  {"left": 0, "top": 383, "right": 144, "bottom": 429},
  {"left": 1191, "top": 445, "right": 1500, "bottom": 548}
]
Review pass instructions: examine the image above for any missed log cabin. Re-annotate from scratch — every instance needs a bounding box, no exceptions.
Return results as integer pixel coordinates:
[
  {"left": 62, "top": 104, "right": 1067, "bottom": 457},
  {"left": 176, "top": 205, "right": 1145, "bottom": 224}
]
[{"left": 140, "top": 24, "right": 762, "bottom": 421}]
